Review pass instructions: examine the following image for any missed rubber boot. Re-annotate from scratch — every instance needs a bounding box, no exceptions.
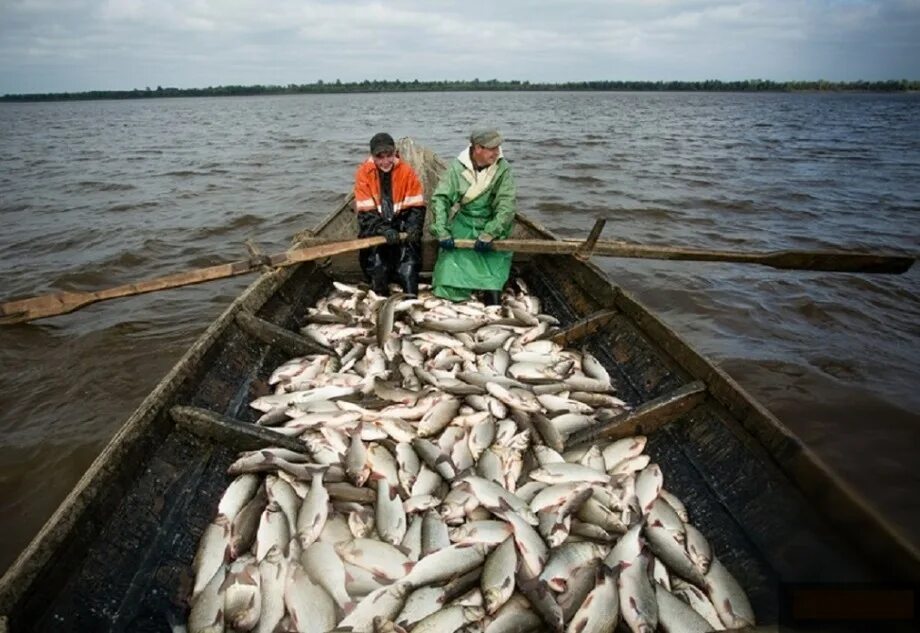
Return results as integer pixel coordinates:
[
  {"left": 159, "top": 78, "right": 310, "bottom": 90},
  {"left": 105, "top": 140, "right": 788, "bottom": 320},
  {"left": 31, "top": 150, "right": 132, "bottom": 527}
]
[
  {"left": 369, "top": 255, "right": 390, "bottom": 296},
  {"left": 397, "top": 242, "right": 422, "bottom": 297},
  {"left": 482, "top": 290, "right": 502, "bottom": 306},
  {"left": 398, "top": 262, "right": 420, "bottom": 297}
]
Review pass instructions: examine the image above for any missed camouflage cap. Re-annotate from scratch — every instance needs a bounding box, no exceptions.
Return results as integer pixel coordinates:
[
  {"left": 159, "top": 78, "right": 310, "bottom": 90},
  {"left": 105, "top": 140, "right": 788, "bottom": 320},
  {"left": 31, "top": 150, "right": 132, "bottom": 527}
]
[{"left": 469, "top": 126, "right": 503, "bottom": 149}]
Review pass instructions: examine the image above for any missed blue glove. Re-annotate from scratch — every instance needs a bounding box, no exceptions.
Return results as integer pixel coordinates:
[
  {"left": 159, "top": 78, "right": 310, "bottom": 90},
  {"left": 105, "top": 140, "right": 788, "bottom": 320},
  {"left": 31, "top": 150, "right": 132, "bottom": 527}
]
[
  {"left": 382, "top": 227, "right": 399, "bottom": 245},
  {"left": 474, "top": 237, "right": 494, "bottom": 253},
  {"left": 439, "top": 236, "right": 455, "bottom": 250}
]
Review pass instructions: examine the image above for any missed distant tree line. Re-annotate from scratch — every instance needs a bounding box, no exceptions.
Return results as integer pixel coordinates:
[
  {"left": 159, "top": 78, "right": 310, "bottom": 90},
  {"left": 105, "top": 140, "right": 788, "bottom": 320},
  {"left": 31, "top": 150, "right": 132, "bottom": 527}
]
[{"left": 3, "top": 78, "right": 918, "bottom": 101}]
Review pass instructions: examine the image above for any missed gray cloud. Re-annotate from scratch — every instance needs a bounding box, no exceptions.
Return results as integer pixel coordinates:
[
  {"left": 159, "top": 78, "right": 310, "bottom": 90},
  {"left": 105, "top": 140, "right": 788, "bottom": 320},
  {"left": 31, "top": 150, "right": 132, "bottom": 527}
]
[{"left": 1, "top": 0, "right": 918, "bottom": 93}]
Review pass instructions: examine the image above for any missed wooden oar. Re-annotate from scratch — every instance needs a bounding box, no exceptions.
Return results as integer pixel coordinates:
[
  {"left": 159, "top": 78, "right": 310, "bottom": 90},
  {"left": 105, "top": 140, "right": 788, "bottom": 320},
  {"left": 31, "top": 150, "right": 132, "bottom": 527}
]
[
  {"left": 0, "top": 235, "right": 389, "bottom": 325},
  {"left": 453, "top": 239, "right": 915, "bottom": 274}
]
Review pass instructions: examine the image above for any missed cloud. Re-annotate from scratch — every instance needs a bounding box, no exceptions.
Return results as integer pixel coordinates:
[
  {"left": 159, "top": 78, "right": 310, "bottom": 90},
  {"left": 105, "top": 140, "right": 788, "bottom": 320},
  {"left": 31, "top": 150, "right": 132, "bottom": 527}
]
[{"left": 1, "top": 0, "right": 918, "bottom": 93}]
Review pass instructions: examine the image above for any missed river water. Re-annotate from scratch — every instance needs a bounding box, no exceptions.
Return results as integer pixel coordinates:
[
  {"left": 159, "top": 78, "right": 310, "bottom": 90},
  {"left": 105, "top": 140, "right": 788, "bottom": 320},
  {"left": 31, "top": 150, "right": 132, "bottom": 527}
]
[{"left": 0, "top": 91, "right": 918, "bottom": 575}]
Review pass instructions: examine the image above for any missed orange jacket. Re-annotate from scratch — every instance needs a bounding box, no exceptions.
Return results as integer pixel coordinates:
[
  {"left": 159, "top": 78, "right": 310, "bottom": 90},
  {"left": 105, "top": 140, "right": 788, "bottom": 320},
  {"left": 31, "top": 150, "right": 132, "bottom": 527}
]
[{"left": 354, "top": 158, "right": 425, "bottom": 215}]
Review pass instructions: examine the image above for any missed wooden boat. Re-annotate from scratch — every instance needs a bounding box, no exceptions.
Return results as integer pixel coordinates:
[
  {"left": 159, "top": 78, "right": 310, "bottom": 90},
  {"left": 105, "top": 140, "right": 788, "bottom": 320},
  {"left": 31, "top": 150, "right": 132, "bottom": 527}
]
[{"left": 0, "top": 139, "right": 916, "bottom": 632}]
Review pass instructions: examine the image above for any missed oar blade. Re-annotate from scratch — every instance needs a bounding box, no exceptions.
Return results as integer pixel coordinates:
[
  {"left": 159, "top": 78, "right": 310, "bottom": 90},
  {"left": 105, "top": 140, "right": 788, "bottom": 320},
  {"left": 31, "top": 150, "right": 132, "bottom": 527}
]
[
  {"left": 764, "top": 251, "right": 915, "bottom": 274},
  {"left": 0, "top": 291, "right": 95, "bottom": 325}
]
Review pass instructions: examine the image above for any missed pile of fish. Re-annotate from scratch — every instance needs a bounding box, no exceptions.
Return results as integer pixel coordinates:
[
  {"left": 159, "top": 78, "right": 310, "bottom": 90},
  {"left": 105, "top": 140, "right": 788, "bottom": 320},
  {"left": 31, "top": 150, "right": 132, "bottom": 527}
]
[{"left": 187, "top": 280, "right": 756, "bottom": 633}]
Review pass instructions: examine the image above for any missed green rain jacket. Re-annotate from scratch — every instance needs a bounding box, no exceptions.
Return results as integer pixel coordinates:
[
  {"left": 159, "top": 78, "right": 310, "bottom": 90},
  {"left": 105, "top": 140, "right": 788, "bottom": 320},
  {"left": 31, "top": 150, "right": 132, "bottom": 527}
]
[{"left": 429, "top": 148, "right": 517, "bottom": 301}]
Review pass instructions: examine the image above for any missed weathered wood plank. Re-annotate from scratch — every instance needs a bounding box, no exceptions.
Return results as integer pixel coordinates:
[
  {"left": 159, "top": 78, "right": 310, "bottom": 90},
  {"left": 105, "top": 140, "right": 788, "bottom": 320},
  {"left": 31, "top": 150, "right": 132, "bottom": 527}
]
[
  {"left": 550, "top": 309, "right": 617, "bottom": 348},
  {"left": 235, "top": 310, "right": 336, "bottom": 357},
  {"left": 566, "top": 380, "right": 707, "bottom": 447},
  {"left": 170, "top": 405, "right": 308, "bottom": 454}
]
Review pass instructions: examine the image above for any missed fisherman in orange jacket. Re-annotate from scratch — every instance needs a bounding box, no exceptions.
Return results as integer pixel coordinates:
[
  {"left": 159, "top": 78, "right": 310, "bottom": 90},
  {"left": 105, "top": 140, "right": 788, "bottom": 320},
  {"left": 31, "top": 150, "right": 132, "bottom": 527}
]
[{"left": 354, "top": 132, "right": 426, "bottom": 296}]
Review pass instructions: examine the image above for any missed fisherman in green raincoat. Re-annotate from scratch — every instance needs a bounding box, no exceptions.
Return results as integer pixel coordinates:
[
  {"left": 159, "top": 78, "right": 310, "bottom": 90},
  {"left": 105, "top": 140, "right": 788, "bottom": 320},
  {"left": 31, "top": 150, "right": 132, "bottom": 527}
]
[{"left": 430, "top": 126, "right": 516, "bottom": 304}]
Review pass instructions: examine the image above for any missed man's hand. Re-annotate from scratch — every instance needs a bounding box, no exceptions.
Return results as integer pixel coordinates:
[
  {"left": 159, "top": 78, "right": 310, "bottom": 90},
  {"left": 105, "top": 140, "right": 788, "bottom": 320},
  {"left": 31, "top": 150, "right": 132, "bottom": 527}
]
[
  {"left": 438, "top": 236, "right": 455, "bottom": 250},
  {"left": 406, "top": 227, "right": 422, "bottom": 243},
  {"left": 474, "top": 234, "right": 494, "bottom": 253},
  {"left": 382, "top": 227, "right": 399, "bottom": 245}
]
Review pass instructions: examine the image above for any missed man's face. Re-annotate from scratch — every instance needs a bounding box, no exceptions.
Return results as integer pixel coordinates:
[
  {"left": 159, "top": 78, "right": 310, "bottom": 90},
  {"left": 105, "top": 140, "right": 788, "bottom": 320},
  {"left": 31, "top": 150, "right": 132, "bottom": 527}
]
[
  {"left": 373, "top": 149, "right": 396, "bottom": 172},
  {"left": 471, "top": 144, "right": 500, "bottom": 169}
]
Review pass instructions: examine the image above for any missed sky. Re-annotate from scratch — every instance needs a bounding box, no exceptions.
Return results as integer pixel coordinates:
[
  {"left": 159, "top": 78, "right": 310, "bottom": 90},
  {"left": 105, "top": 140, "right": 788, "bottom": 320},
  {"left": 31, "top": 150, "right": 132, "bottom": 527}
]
[{"left": 1, "top": 0, "right": 919, "bottom": 94}]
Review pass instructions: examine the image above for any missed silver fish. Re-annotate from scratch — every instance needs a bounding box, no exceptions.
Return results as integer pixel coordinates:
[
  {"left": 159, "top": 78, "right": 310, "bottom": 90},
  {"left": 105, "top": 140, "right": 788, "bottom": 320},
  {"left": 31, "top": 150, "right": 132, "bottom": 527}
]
[
  {"left": 337, "top": 538, "right": 415, "bottom": 582},
  {"left": 655, "top": 584, "right": 716, "bottom": 633},
  {"left": 367, "top": 442, "right": 401, "bottom": 488},
  {"left": 605, "top": 523, "right": 643, "bottom": 570},
  {"left": 516, "top": 573, "right": 564, "bottom": 632},
  {"left": 412, "top": 437, "right": 457, "bottom": 480},
  {"left": 566, "top": 564, "right": 620, "bottom": 633},
  {"left": 483, "top": 593, "right": 542, "bottom": 633},
  {"left": 529, "top": 413, "right": 566, "bottom": 452},
  {"left": 635, "top": 463, "right": 663, "bottom": 514},
  {"left": 530, "top": 463, "right": 611, "bottom": 485},
  {"left": 557, "top": 558, "right": 600, "bottom": 623},
  {"left": 396, "top": 585, "right": 449, "bottom": 629},
  {"left": 401, "top": 514, "right": 424, "bottom": 561},
  {"left": 601, "top": 436, "right": 647, "bottom": 472},
  {"left": 704, "top": 557, "right": 755, "bottom": 629},
  {"left": 256, "top": 546, "right": 288, "bottom": 633},
  {"left": 302, "top": 540, "right": 351, "bottom": 610},
  {"left": 339, "top": 582, "right": 412, "bottom": 633},
  {"left": 402, "top": 542, "right": 487, "bottom": 588},
  {"left": 374, "top": 379, "right": 421, "bottom": 405},
  {"left": 530, "top": 482, "right": 593, "bottom": 514},
  {"left": 659, "top": 488, "right": 690, "bottom": 523},
  {"left": 685, "top": 523, "right": 713, "bottom": 576},
  {"left": 412, "top": 604, "right": 484, "bottom": 633},
  {"left": 377, "top": 479, "right": 408, "bottom": 546},
  {"left": 256, "top": 501, "right": 290, "bottom": 562},
  {"left": 188, "top": 564, "right": 225, "bottom": 633},
  {"left": 218, "top": 474, "right": 260, "bottom": 521},
  {"left": 609, "top": 454, "right": 651, "bottom": 477},
  {"left": 349, "top": 506, "right": 376, "bottom": 539},
  {"left": 481, "top": 537, "right": 517, "bottom": 615},
  {"left": 569, "top": 391, "right": 628, "bottom": 409},
  {"left": 377, "top": 293, "right": 405, "bottom": 348},
  {"left": 581, "top": 351, "right": 611, "bottom": 384},
  {"left": 266, "top": 475, "right": 300, "bottom": 536},
  {"left": 250, "top": 385, "right": 356, "bottom": 412},
  {"left": 192, "top": 516, "right": 231, "bottom": 598},
  {"left": 618, "top": 548, "right": 658, "bottom": 633},
  {"left": 422, "top": 509, "right": 452, "bottom": 556},
  {"left": 418, "top": 395, "right": 461, "bottom": 437},
  {"left": 344, "top": 561, "right": 389, "bottom": 597},
  {"left": 229, "top": 486, "right": 269, "bottom": 560},
  {"left": 646, "top": 497, "right": 686, "bottom": 543},
  {"left": 449, "top": 520, "right": 513, "bottom": 546},
  {"left": 296, "top": 472, "right": 329, "bottom": 549},
  {"left": 459, "top": 476, "right": 539, "bottom": 525},
  {"left": 539, "top": 541, "right": 607, "bottom": 592},
  {"left": 549, "top": 413, "right": 596, "bottom": 436},
  {"left": 285, "top": 562, "right": 337, "bottom": 633},
  {"left": 501, "top": 508, "right": 548, "bottom": 578},
  {"left": 222, "top": 558, "right": 262, "bottom": 631},
  {"left": 670, "top": 579, "right": 723, "bottom": 630},
  {"left": 410, "top": 465, "right": 444, "bottom": 498}
]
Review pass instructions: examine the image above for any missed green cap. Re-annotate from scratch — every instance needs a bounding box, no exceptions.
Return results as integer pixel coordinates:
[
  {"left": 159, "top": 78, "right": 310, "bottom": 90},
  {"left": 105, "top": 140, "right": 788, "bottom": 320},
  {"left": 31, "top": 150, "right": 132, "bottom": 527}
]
[{"left": 470, "top": 127, "right": 503, "bottom": 149}]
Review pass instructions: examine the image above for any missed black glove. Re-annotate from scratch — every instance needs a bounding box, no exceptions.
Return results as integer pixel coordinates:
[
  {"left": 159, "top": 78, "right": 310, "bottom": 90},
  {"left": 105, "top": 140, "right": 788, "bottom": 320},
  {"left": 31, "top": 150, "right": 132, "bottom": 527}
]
[
  {"left": 406, "top": 226, "right": 422, "bottom": 242},
  {"left": 474, "top": 236, "right": 494, "bottom": 253},
  {"left": 438, "top": 236, "right": 455, "bottom": 250},
  {"left": 382, "top": 227, "right": 399, "bottom": 245}
]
